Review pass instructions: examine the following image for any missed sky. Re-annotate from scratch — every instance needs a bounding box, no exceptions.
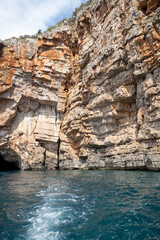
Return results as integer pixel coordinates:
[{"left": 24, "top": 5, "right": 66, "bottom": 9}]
[{"left": 0, "top": 0, "right": 88, "bottom": 40}]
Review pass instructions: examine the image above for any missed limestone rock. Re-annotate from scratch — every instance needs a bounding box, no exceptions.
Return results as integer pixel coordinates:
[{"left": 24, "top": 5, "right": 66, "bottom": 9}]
[{"left": 0, "top": 0, "right": 160, "bottom": 170}]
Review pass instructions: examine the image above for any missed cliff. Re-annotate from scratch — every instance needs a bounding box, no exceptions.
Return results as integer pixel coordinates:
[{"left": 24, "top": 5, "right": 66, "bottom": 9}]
[{"left": 0, "top": 0, "right": 160, "bottom": 170}]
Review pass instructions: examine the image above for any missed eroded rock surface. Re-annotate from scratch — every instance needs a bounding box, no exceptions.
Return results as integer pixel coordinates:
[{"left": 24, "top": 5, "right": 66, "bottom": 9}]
[{"left": 0, "top": 0, "right": 160, "bottom": 170}]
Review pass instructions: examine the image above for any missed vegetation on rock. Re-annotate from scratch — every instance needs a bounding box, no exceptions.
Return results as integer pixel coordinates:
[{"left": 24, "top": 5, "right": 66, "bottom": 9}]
[{"left": 4, "top": 0, "right": 94, "bottom": 41}]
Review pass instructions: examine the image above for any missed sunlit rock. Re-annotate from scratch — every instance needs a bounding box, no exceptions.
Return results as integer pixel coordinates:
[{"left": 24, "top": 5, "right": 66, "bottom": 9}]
[{"left": 0, "top": 0, "right": 160, "bottom": 170}]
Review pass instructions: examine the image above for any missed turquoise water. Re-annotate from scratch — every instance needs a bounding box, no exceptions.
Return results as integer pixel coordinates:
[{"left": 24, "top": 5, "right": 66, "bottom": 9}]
[{"left": 0, "top": 170, "right": 160, "bottom": 240}]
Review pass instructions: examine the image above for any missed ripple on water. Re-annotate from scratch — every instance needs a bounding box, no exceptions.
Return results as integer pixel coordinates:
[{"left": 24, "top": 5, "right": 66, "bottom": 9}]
[{"left": 0, "top": 170, "right": 160, "bottom": 240}]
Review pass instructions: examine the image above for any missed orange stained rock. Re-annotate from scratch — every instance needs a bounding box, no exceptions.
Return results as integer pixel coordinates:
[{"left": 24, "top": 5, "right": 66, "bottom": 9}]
[
  {"left": 71, "top": 141, "right": 81, "bottom": 150},
  {"left": 134, "top": 34, "right": 160, "bottom": 63},
  {"left": 135, "top": 35, "right": 152, "bottom": 51},
  {"left": 147, "top": 0, "right": 159, "bottom": 13},
  {"left": 19, "top": 59, "right": 33, "bottom": 72},
  {"left": 38, "top": 39, "right": 43, "bottom": 46},
  {"left": 152, "top": 30, "right": 160, "bottom": 41}
]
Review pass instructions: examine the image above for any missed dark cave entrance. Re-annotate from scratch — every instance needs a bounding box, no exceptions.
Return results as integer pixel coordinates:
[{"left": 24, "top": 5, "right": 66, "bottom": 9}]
[{"left": 0, "top": 153, "right": 20, "bottom": 171}]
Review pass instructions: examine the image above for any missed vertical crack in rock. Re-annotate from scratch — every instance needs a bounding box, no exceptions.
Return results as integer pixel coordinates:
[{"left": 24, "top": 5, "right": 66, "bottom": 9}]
[
  {"left": 55, "top": 106, "right": 58, "bottom": 123},
  {"left": 42, "top": 149, "right": 46, "bottom": 169},
  {"left": 134, "top": 75, "right": 140, "bottom": 141},
  {"left": 55, "top": 105, "right": 60, "bottom": 169},
  {"left": 57, "top": 138, "right": 61, "bottom": 169}
]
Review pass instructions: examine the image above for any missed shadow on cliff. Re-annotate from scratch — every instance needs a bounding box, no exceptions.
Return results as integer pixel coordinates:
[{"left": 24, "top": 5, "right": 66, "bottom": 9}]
[
  {"left": 0, "top": 41, "right": 4, "bottom": 58},
  {"left": 0, "top": 148, "right": 21, "bottom": 171}
]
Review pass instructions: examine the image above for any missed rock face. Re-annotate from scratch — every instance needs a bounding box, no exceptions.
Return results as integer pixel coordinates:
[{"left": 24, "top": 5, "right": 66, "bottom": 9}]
[{"left": 0, "top": 0, "right": 160, "bottom": 170}]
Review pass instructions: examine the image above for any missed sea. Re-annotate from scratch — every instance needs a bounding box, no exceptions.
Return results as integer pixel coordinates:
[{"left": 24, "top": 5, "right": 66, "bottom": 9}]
[{"left": 0, "top": 170, "right": 160, "bottom": 240}]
